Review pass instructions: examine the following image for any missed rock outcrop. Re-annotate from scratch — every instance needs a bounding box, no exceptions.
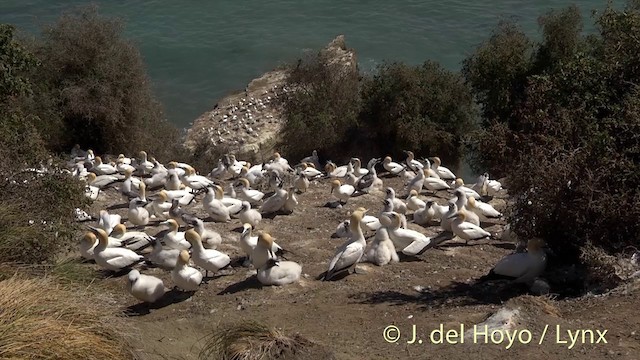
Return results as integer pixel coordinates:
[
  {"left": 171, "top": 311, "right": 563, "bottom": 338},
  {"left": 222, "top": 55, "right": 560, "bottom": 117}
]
[{"left": 184, "top": 35, "right": 356, "bottom": 160}]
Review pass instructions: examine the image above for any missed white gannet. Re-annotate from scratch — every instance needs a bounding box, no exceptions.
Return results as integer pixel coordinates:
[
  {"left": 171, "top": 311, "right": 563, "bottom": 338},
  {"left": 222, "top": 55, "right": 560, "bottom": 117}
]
[
  {"left": 203, "top": 189, "right": 231, "bottom": 223},
  {"left": 238, "top": 201, "right": 262, "bottom": 228},
  {"left": 208, "top": 158, "right": 228, "bottom": 179},
  {"left": 145, "top": 237, "right": 180, "bottom": 269},
  {"left": 251, "top": 231, "right": 283, "bottom": 268},
  {"left": 89, "top": 227, "right": 144, "bottom": 272},
  {"left": 117, "top": 153, "right": 132, "bottom": 165},
  {"left": 474, "top": 172, "right": 503, "bottom": 196},
  {"left": 237, "top": 178, "right": 265, "bottom": 204},
  {"left": 405, "top": 166, "right": 426, "bottom": 195},
  {"left": 137, "top": 151, "right": 154, "bottom": 175},
  {"left": 110, "top": 224, "right": 152, "bottom": 252},
  {"left": 282, "top": 188, "right": 298, "bottom": 214},
  {"left": 330, "top": 179, "right": 356, "bottom": 205},
  {"left": 400, "top": 167, "right": 417, "bottom": 185},
  {"left": 421, "top": 158, "right": 441, "bottom": 179},
  {"left": 171, "top": 250, "right": 203, "bottom": 291},
  {"left": 413, "top": 200, "right": 435, "bottom": 226},
  {"left": 324, "top": 209, "right": 368, "bottom": 280},
  {"left": 116, "top": 159, "right": 136, "bottom": 174},
  {"left": 422, "top": 170, "right": 451, "bottom": 192},
  {"left": 210, "top": 185, "right": 243, "bottom": 216},
  {"left": 467, "top": 196, "right": 502, "bottom": 221},
  {"left": 355, "top": 158, "right": 383, "bottom": 193},
  {"left": 165, "top": 171, "right": 182, "bottom": 191},
  {"left": 440, "top": 201, "right": 458, "bottom": 232},
  {"left": 403, "top": 150, "right": 424, "bottom": 172},
  {"left": 385, "top": 212, "right": 431, "bottom": 256},
  {"left": 454, "top": 178, "right": 481, "bottom": 199},
  {"left": 149, "top": 190, "right": 171, "bottom": 219},
  {"left": 478, "top": 238, "right": 547, "bottom": 284},
  {"left": 163, "top": 188, "right": 195, "bottom": 206},
  {"left": 257, "top": 258, "right": 302, "bottom": 286},
  {"left": 180, "top": 166, "right": 214, "bottom": 191},
  {"left": 126, "top": 269, "right": 166, "bottom": 303},
  {"left": 187, "top": 217, "right": 222, "bottom": 249},
  {"left": 91, "top": 156, "right": 118, "bottom": 175},
  {"left": 406, "top": 189, "right": 426, "bottom": 212},
  {"left": 363, "top": 227, "right": 399, "bottom": 266},
  {"left": 300, "top": 149, "right": 321, "bottom": 169},
  {"left": 86, "top": 172, "right": 120, "bottom": 189},
  {"left": 454, "top": 189, "right": 480, "bottom": 226},
  {"left": 79, "top": 232, "right": 98, "bottom": 260},
  {"left": 144, "top": 170, "right": 168, "bottom": 189},
  {"left": 293, "top": 170, "right": 310, "bottom": 193},
  {"left": 243, "top": 163, "right": 265, "bottom": 185},
  {"left": 429, "top": 156, "right": 456, "bottom": 180},
  {"left": 351, "top": 158, "right": 369, "bottom": 177},
  {"left": 450, "top": 211, "right": 491, "bottom": 244},
  {"left": 160, "top": 219, "right": 190, "bottom": 250},
  {"left": 385, "top": 187, "right": 407, "bottom": 214},
  {"left": 184, "top": 229, "right": 230, "bottom": 278},
  {"left": 224, "top": 182, "right": 236, "bottom": 198},
  {"left": 382, "top": 156, "right": 404, "bottom": 175},
  {"left": 324, "top": 161, "right": 348, "bottom": 178},
  {"left": 260, "top": 187, "right": 287, "bottom": 215},
  {"left": 127, "top": 198, "right": 150, "bottom": 227},
  {"left": 239, "top": 223, "right": 277, "bottom": 266},
  {"left": 98, "top": 210, "right": 121, "bottom": 235},
  {"left": 300, "top": 163, "right": 323, "bottom": 179}
]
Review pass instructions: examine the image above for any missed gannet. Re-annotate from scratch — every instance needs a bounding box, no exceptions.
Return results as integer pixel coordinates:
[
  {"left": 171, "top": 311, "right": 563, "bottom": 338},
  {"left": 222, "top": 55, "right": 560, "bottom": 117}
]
[
  {"left": 86, "top": 172, "right": 120, "bottom": 189},
  {"left": 478, "top": 238, "right": 547, "bottom": 284},
  {"left": 144, "top": 170, "right": 168, "bottom": 189},
  {"left": 271, "top": 152, "right": 289, "bottom": 166},
  {"left": 239, "top": 223, "right": 279, "bottom": 266},
  {"left": 79, "top": 232, "right": 98, "bottom": 260},
  {"left": 406, "top": 190, "right": 426, "bottom": 213},
  {"left": 243, "top": 163, "right": 265, "bottom": 185},
  {"left": 413, "top": 200, "right": 435, "bottom": 225},
  {"left": 474, "top": 172, "right": 503, "bottom": 196},
  {"left": 237, "top": 178, "right": 264, "bottom": 204},
  {"left": 260, "top": 187, "right": 287, "bottom": 214},
  {"left": 330, "top": 179, "right": 356, "bottom": 205},
  {"left": 208, "top": 158, "right": 227, "bottom": 179},
  {"left": 405, "top": 166, "right": 426, "bottom": 194},
  {"left": 422, "top": 172, "right": 451, "bottom": 192},
  {"left": 210, "top": 185, "right": 243, "bottom": 215},
  {"left": 363, "top": 227, "right": 399, "bottom": 266},
  {"left": 382, "top": 156, "right": 404, "bottom": 175},
  {"left": 184, "top": 229, "right": 230, "bottom": 278},
  {"left": 300, "top": 149, "right": 321, "bottom": 169},
  {"left": 450, "top": 211, "right": 491, "bottom": 244},
  {"left": 421, "top": 158, "right": 441, "bottom": 179},
  {"left": 166, "top": 171, "right": 182, "bottom": 191},
  {"left": 121, "top": 168, "right": 141, "bottom": 193},
  {"left": 467, "top": 196, "right": 502, "bottom": 221},
  {"left": 403, "top": 151, "right": 424, "bottom": 172},
  {"left": 257, "top": 258, "right": 302, "bottom": 286},
  {"left": 282, "top": 188, "right": 298, "bottom": 214},
  {"left": 351, "top": 158, "right": 369, "bottom": 177},
  {"left": 266, "top": 170, "right": 282, "bottom": 192},
  {"left": 110, "top": 224, "right": 153, "bottom": 252},
  {"left": 91, "top": 156, "right": 118, "bottom": 175},
  {"left": 98, "top": 210, "right": 121, "bottom": 235},
  {"left": 454, "top": 189, "right": 480, "bottom": 226},
  {"left": 238, "top": 201, "right": 262, "bottom": 228},
  {"left": 169, "top": 198, "right": 198, "bottom": 225},
  {"left": 160, "top": 219, "right": 190, "bottom": 250},
  {"left": 166, "top": 161, "right": 187, "bottom": 177},
  {"left": 385, "top": 188, "right": 407, "bottom": 214},
  {"left": 137, "top": 151, "right": 154, "bottom": 175},
  {"left": 429, "top": 157, "right": 456, "bottom": 180},
  {"left": 300, "top": 163, "right": 323, "bottom": 179},
  {"left": 324, "top": 209, "right": 368, "bottom": 280},
  {"left": 224, "top": 182, "right": 236, "bottom": 198},
  {"left": 163, "top": 188, "right": 195, "bottom": 205},
  {"left": 454, "top": 178, "right": 481, "bottom": 199},
  {"left": 149, "top": 190, "right": 171, "bottom": 218},
  {"left": 126, "top": 269, "right": 166, "bottom": 303},
  {"left": 117, "top": 153, "right": 132, "bottom": 165},
  {"left": 355, "top": 158, "right": 383, "bottom": 193},
  {"left": 251, "top": 231, "right": 283, "bottom": 268},
  {"left": 440, "top": 201, "right": 458, "bottom": 232},
  {"left": 186, "top": 217, "right": 222, "bottom": 249},
  {"left": 70, "top": 144, "right": 87, "bottom": 160},
  {"left": 171, "top": 250, "right": 203, "bottom": 291},
  {"left": 89, "top": 227, "right": 144, "bottom": 271},
  {"left": 294, "top": 171, "right": 310, "bottom": 193},
  {"left": 116, "top": 159, "right": 135, "bottom": 174},
  {"left": 181, "top": 167, "right": 215, "bottom": 191},
  {"left": 145, "top": 237, "right": 180, "bottom": 269},
  {"left": 324, "top": 161, "right": 348, "bottom": 178},
  {"left": 128, "top": 198, "right": 150, "bottom": 227},
  {"left": 385, "top": 212, "right": 431, "bottom": 256},
  {"left": 400, "top": 167, "right": 417, "bottom": 184},
  {"left": 203, "top": 191, "right": 231, "bottom": 223}
]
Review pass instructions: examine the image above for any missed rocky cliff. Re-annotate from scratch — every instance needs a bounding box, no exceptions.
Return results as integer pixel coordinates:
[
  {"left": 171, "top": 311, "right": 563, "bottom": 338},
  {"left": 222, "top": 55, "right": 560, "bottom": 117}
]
[{"left": 184, "top": 35, "right": 357, "bottom": 161}]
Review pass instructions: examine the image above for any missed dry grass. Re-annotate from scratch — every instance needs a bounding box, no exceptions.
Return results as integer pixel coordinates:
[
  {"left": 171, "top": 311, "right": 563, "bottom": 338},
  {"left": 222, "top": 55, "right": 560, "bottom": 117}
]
[
  {"left": 0, "top": 276, "right": 135, "bottom": 360},
  {"left": 198, "top": 321, "right": 332, "bottom": 360}
]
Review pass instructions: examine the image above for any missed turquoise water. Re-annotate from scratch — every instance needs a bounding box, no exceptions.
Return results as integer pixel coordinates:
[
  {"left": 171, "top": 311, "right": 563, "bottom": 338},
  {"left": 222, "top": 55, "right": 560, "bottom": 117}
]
[{"left": 1, "top": 1, "right": 613, "bottom": 129}]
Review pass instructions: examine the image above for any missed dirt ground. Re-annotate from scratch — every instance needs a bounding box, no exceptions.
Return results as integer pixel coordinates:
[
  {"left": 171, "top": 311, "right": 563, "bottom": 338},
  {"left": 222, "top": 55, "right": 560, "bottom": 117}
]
[{"left": 83, "top": 174, "right": 639, "bottom": 360}]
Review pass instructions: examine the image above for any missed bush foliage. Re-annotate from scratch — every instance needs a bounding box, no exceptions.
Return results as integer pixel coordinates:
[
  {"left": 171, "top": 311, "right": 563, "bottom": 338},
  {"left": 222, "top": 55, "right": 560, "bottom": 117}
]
[{"left": 463, "top": 2, "right": 640, "bottom": 262}]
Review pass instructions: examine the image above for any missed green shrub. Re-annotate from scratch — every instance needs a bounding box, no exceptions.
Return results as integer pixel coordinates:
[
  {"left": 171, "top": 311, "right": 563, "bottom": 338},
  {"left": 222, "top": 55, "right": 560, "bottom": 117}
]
[
  {"left": 360, "top": 61, "right": 477, "bottom": 162},
  {"left": 278, "top": 49, "right": 361, "bottom": 162},
  {"left": 465, "top": 3, "right": 640, "bottom": 272}
]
